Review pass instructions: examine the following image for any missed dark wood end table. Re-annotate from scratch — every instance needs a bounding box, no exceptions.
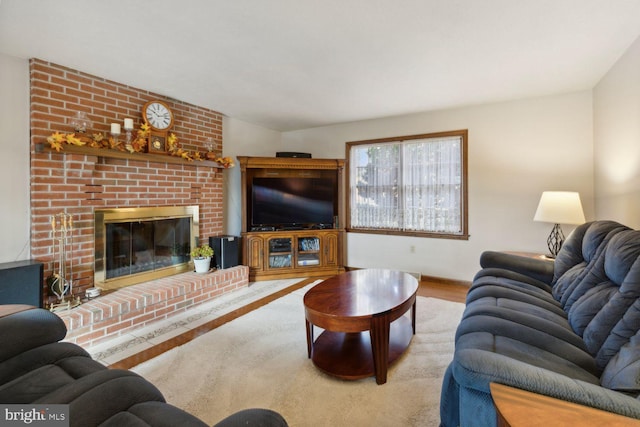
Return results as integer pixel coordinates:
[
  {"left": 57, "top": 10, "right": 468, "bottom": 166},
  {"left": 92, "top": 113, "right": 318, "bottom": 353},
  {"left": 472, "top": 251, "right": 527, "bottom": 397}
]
[{"left": 303, "top": 269, "right": 418, "bottom": 385}]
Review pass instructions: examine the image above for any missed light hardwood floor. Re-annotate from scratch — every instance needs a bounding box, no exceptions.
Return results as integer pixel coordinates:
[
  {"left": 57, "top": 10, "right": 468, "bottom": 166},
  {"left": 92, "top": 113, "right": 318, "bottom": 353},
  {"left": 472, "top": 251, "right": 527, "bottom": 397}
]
[
  {"left": 111, "top": 277, "right": 468, "bottom": 369},
  {"left": 418, "top": 277, "right": 469, "bottom": 303}
]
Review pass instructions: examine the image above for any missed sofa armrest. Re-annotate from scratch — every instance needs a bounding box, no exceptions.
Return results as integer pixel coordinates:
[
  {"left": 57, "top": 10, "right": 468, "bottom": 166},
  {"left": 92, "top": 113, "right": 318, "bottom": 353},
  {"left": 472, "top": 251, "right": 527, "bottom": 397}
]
[
  {"left": 479, "top": 251, "right": 554, "bottom": 284},
  {"left": 453, "top": 348, "right": 640, "bottom": 420},
  {"left": 0, "top": 307, "right": 67, "bottom": 363}
]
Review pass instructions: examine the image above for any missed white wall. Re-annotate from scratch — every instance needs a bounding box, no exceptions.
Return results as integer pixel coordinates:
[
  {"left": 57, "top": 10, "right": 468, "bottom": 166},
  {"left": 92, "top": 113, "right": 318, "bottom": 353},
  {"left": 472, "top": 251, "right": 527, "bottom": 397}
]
[
  {"left": 222, "top": 116, "right": 283, "bottom": 236},
  {"left": 0, "top": 52, "right": 602, "bottom": 282},
  {"left": 0, "top": 53, "right": 30, "bottom": 263},
  {"left": 594, "top": 35, "right": 640, "bottom": 228},
  {"left": 281, "top": 92, "right": 594, "bottom": 281}
]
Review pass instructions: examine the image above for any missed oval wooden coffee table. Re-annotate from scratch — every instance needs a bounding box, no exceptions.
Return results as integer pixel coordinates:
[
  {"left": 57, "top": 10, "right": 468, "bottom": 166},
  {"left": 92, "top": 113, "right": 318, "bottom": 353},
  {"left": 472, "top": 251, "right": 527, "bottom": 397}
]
[{"left": 303, "top": 269, "right": 418, "bottom": 385}]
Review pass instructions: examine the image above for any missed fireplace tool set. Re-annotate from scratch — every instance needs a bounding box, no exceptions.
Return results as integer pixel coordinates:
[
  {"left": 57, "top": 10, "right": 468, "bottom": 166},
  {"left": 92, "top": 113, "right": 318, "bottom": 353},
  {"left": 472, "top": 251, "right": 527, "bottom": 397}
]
[{"left": 48, "top": 212, "right": 81, "bottom": 312}]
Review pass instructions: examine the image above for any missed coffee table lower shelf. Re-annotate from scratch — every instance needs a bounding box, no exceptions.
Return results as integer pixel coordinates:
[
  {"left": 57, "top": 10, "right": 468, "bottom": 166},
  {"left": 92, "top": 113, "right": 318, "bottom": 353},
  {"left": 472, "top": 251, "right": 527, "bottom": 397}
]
[{"left": 310, "top": 316, "right": 414, "bottom": 380}]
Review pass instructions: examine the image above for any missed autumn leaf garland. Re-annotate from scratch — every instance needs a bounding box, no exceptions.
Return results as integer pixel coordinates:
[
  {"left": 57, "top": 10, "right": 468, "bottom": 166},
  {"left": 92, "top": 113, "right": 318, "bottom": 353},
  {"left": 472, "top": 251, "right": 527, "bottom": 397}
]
[
  {"left": 46, "top": 124, "right": 150, "bottom": 153},
  {"left": 45, "top": 123, "right": 233, "bottom": 166},
  {"left": 215, "top": 156, "right": 235, "bottom": 168}
]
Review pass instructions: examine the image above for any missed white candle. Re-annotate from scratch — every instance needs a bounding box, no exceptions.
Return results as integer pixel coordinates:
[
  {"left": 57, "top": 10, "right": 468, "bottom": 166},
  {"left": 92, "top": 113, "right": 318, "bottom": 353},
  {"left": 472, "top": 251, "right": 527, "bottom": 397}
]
[
  {"left": 123, "top": 118, "right": 134, "bottom": 130},
  {"left": 111, "top": 123, "right": 121, "bottom": 134}
]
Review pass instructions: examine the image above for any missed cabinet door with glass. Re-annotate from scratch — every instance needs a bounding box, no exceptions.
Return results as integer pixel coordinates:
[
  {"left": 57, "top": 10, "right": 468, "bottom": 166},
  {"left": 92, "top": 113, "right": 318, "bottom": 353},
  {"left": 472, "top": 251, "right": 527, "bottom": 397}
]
[
  {"left": 297, "top": 236, "right": 321, "bottom": 267},
  {"left": 267, "top": 237, "right": 293, "bottom": 269}
]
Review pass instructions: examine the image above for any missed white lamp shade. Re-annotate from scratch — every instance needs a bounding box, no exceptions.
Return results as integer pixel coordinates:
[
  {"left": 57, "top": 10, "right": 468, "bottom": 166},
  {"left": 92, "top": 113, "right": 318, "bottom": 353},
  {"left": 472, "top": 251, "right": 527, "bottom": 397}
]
[{"left": 533, "top": 191, "right": 586, "bottom": 225}]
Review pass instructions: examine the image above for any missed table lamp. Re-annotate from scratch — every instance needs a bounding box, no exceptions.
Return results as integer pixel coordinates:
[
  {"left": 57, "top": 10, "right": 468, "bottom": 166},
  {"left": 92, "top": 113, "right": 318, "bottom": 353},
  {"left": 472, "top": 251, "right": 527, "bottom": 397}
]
[{"left": 533, "top": 191, "right": 586, "bottom": 258}]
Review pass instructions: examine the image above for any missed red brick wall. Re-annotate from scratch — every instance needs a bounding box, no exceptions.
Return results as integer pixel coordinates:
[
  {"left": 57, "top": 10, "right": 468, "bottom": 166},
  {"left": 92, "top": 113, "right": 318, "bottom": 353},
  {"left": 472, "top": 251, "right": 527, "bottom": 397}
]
[{"left": 29, "top": 59, "right": 225, "bottom": 305}]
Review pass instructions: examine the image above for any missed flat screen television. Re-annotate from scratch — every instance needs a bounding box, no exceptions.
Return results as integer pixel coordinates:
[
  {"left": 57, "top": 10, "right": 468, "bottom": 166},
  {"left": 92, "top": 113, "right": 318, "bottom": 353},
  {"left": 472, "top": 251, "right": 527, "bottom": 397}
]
[{"left": 251, "top": 177, "right": 335, "bottom": 229}]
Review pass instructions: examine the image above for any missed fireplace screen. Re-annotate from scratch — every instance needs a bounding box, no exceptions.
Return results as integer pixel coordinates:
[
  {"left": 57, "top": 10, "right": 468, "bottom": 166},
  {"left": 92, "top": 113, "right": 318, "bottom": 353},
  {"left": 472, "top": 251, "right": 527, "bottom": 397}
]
[
  {"left": 105, "top": 217, "right": 191, "bottom": 279},
  {"left": 95, "top": 206, "right": 199, "bottom": 290}
]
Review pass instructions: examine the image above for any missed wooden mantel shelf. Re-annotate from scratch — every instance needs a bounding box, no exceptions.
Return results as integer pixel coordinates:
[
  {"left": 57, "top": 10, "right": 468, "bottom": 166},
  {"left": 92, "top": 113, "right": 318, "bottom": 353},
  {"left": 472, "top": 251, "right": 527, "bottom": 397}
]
[{"left": 35, "top": 143, "right": 224, "bottom": 169}]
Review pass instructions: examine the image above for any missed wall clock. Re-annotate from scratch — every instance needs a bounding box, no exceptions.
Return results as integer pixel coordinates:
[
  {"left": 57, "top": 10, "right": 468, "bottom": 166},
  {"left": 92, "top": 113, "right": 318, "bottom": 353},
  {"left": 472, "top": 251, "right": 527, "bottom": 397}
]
[{"left": 142, "top": 100, "right": 174, "bottom": 154}]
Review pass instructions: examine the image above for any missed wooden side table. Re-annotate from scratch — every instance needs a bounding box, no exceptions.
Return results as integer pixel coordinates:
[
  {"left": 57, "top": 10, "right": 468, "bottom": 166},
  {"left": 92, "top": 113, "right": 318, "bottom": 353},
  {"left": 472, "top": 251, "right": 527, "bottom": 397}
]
[
  {"left": 503, "top": 251, "right": 554, "bottom": 261},
  {"left": 490, "top": 382, "right": 640, "bottom": 426},
  {"left": 0, "top": 305, "right": 35, "bottom": 318}
]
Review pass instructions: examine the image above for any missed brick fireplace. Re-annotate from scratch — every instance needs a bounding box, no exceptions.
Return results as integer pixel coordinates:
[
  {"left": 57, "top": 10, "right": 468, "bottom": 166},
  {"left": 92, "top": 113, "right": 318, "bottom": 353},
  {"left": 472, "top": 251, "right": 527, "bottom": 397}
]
[{"left": 28, "top": 59, "right": 247, "bottom": 339}]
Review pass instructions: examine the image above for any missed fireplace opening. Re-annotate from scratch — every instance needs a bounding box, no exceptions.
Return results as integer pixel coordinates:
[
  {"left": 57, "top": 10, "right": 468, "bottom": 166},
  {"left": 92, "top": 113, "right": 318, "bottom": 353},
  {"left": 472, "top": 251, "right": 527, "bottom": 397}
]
[
  {"left": 95, "top": 206, "right": 199, "bottom": 290},
  {"left": 105, "top": 217, "right": 192, "bottom": 279}
]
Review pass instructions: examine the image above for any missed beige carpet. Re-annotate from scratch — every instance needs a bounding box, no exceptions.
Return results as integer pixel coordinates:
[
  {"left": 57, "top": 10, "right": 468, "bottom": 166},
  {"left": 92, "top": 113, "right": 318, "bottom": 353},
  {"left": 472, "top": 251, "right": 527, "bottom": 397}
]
[{"left": 131, "top": 286, "right": 465, "bottom": 427}]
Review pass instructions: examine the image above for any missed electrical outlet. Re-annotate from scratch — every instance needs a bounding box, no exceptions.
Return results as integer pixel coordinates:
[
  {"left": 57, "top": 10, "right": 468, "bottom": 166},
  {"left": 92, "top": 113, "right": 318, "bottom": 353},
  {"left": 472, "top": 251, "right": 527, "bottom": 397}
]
[{"left": 410, "top": 245, "right": 415, "bottom": 253}]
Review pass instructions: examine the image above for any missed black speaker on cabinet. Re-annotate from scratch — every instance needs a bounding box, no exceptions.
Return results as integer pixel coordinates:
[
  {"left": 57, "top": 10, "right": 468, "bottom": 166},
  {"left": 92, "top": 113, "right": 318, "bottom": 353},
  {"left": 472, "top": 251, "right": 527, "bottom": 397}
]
[
  {"left": 209, "top": 235, "right": 240, "bottom": 269},
  {"left": 275, "top": 152, "right": 312, "bottom": 158}
]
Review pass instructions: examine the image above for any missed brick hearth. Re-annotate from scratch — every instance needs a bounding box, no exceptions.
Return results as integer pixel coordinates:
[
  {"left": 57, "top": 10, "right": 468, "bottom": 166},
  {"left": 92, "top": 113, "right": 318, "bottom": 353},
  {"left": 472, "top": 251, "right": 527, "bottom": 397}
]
[{"left": 58, "top": 266, "right": 248, "bottom": 347}]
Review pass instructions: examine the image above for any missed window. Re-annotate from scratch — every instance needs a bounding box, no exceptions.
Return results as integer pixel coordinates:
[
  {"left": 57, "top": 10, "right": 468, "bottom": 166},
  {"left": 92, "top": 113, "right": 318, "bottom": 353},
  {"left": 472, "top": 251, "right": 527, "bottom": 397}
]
[{"left": 346, "top": 130, "right": 468, "bottom": 239}]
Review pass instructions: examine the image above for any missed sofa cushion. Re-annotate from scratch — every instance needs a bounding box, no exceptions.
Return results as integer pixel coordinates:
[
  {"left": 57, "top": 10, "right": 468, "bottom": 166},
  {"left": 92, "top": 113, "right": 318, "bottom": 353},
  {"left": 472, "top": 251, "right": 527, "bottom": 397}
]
[
  {"left": 98, "top": 402, "right": 209, "bottom": 427},
  {"left": 551, "top": 221, "right": 591, "bottom": 283},
  {"left": 474, "top": 266, "right": 553, "bottom": 292},
  {"left": 552, "top": 221, "right": 629, "bottom": 309},
  {"left": 478, "top": 251, "right": 555, "bottom": 284},
  {"left": 213, "top": 408, "right": 290, "bottom": 427},
  {"left": 466, "top": 279, "right": 564, "bottom": 317},
  {"left": 0, "top": 343, "right": 105, "bottom": 403},
  {"left": 568, "top": 284, "right": 619, "bottom": 343},
  {"left": 461, "top": 305, "right": 585, "bottom": 350},
  {"left": 36, "top": 370, "right": 168, "bottom": 427},
  {"left": 455, "top": 315, "right": 598, "bottom": 378},
  {"left": 567, "top": 230, "right": 640, "bottom": 372},
  {"left": 0, "top": 342, "right": 99, "bottom": 385},
  {"left": 601, "top": 329, "right": 640, "bottom": 394},
  {"left": 465, "top": 295, "right": 567, "bottom": 325},
  {"left": 0, "top": 364, "right": 80, "bottom": 403},
  {"left": 470, "top": 271, "right": 554, "bottom": 300}
]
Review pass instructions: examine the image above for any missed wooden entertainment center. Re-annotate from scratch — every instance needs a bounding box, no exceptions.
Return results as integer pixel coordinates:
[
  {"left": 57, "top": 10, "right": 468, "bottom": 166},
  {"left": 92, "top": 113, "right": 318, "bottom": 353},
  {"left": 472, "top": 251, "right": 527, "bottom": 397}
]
[{"left": 238, "top": 156, "right": 345, "bottom": 281}]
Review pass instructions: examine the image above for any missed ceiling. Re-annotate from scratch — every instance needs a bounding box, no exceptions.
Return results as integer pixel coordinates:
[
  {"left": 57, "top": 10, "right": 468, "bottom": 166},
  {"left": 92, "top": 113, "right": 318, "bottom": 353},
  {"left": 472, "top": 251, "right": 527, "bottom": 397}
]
[{"left": 1, "top": 0, "right": 640, "bottom": 131}]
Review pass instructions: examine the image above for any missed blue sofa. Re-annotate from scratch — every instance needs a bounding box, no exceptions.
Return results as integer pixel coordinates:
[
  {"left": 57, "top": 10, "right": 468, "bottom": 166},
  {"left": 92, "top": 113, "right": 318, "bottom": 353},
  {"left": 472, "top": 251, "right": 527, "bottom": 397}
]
[{"left": 440, "top": 220, "right": 640, "bottom": 426}]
